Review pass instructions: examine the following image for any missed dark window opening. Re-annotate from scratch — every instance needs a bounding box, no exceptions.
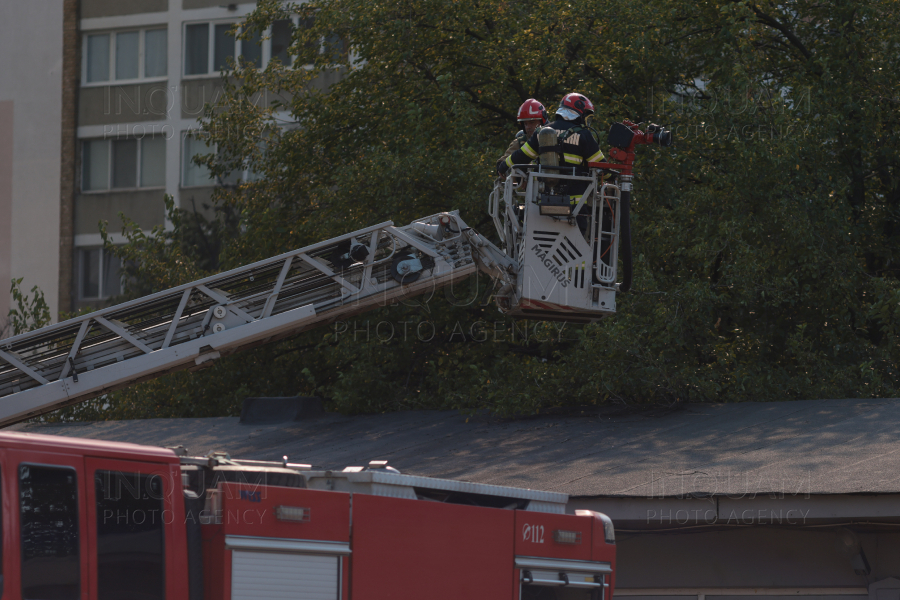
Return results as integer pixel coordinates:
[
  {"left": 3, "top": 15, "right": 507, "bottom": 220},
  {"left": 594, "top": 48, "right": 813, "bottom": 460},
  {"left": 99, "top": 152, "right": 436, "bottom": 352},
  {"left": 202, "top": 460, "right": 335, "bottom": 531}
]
[
  {"left": 323, "top": 33, "right": 345, "bottom": 61},
  {"left": 95, "top": 470, "right": 165, "bottom": 600},
  {"left": 214, "top": 23, "right": 235, "bottom": 72},
  {"left": 185, "top": 23, "right": 209, "bottom": 75},
  {"left": 20, "top": 464, "right": 80, "bottom": 600},
  {"left": 111, "top": 139, "right": 138, "bottom": 189},
  {"left": 240, "top": 28, "right": 262, "bottom": 68},
  {"left": 271, "top": 19, "right": 293, "bottom": 65}
]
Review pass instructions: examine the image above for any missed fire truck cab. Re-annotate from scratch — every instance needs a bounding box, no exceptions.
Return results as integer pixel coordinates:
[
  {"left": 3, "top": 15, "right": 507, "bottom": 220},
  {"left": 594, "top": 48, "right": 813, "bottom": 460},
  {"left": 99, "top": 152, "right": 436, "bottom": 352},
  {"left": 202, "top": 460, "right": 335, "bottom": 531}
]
[{"left": 0, "top": 431, "right": 616, "bottom": 600}]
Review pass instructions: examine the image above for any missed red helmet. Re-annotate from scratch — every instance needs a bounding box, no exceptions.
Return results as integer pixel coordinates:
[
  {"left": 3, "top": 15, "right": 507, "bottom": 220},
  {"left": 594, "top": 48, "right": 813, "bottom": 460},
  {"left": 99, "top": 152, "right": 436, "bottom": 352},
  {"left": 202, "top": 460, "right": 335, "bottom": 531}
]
[
  {"left": 559, "top": 93, "right": 595, "bottom": 118},
  {"left": 517, "top": 99, "right": 548, "bottom": 124}
]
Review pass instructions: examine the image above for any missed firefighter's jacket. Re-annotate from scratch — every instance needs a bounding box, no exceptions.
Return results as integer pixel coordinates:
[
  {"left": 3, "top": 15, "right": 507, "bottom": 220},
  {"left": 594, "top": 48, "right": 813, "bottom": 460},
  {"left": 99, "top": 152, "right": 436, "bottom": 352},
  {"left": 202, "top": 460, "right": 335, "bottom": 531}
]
[
  {"left": 499, "top": 130, "right": 528, "bottom": 165},
  {"left": 503, "top": 118, "right": 606, "bottom": 194}
]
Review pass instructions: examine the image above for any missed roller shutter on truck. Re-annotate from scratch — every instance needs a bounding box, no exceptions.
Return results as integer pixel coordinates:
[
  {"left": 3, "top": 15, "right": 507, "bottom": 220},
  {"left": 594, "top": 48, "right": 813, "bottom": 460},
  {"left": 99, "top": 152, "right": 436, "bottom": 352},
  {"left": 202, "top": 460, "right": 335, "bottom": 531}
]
[
  {"left": 227, "top": 536, "right": 349, "bottom": 600},
  {"left": 517, "top": 557, "right": 612, "bottom": 600},
  {"left": 231, "top": 552, "right": 339, "bottom": 600}
]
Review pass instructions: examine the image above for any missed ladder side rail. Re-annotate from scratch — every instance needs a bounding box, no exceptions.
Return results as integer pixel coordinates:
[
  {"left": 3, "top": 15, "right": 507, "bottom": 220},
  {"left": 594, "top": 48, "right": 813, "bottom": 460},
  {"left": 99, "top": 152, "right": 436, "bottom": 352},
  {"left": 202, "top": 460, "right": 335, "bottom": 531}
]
[
  {"left": 0, "top": 289, "right": 225, "bottom": 398},
  {"left": 594, "top": 183, "right": 621, "bottom": 284},
  {"left": 0, "top": 262, "right": 477, "bottom": 427},
  {"left": 0, "top": 214, "right": 484, "bottom": 423},
  {"left": 64, "top": 267, "right": 355, "bottom": 380},
  {"left": 0, "top": 227, "right": 397, "bottom": 392},
  {"left": 7, "top": 220, "right": 426, "bottom": 396},
  {"left": 0, "top": 245, "right": 372, "bottom": 400},
  {"left": 0, "top": 221, "right": 395, "bottom": 349},
  {"left": 198, "top": 260, "right": 340, "bottom": 320},
  {"left": 489, "top": 181, "right": 504, "bottom": 245},
  {"left": 504, "top": 174, "right": 524, "bottom": 238}
]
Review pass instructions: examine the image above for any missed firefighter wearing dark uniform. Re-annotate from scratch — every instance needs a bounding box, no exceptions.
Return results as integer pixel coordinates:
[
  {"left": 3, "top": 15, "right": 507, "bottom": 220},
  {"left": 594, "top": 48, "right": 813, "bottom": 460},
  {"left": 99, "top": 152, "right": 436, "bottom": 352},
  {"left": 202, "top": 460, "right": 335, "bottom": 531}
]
[
  {"left": 499, "top": 93, "right": 605, "bottom": 197},
  {"left": 497, "top": 99, "right": 549, "bottom": 168}
]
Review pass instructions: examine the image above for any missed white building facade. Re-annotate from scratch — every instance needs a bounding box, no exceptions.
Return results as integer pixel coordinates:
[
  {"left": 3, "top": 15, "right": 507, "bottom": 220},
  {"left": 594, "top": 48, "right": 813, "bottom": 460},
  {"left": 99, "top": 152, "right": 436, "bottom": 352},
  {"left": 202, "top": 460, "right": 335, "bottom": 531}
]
[{"left": 0, "top": 0, "right": 65, "bottom": 325}]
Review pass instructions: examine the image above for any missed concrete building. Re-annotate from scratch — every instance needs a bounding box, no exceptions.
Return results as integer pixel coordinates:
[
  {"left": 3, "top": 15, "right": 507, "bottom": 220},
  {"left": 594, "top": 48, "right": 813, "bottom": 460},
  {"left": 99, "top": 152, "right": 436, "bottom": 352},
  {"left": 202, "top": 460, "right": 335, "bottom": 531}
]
[
  {"left": 74, "top": 0, "right": 296, "bottom": 312},
  {"left": 1, "top": 0, "right": 330, "bottom": 331},
  {"left": 0, "top": 1, "right": 65, "bottom": 324},
  {"left": 19, "top": 398, "right": 900, "bottom": 597}
]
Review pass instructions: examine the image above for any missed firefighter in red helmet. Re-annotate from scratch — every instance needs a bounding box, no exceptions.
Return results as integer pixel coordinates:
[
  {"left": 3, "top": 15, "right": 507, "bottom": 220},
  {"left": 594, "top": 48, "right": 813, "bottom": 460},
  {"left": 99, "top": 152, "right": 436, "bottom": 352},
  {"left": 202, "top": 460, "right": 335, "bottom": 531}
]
[
  {"left": 497, "top": 99, "right": 549, "bottom": 172},
  {"left": 500, "top": 93, "right": 606, "bottom": 187}
]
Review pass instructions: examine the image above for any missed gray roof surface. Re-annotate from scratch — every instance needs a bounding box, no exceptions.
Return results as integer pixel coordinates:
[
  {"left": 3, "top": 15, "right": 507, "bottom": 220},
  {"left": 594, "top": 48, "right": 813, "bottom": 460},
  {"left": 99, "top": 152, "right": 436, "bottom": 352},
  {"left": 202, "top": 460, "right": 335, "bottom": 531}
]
[{"left": 12, "top": 398, "right": 900, "bottom": 497}]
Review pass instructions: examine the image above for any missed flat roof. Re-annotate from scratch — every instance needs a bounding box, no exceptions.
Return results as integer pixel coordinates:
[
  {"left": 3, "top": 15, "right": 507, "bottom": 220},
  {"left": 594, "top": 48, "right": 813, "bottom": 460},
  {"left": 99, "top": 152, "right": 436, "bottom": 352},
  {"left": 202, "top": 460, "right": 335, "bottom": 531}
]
[{"left": 12, "top": 398, "right": 900, "bottom": 497}]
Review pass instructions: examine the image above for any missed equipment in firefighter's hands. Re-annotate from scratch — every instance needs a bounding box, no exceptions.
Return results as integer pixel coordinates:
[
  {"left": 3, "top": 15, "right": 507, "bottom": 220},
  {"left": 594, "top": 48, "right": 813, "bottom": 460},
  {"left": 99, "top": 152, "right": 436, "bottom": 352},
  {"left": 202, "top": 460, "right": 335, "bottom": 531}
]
[{"left": 488, "top": 119, "right": 672, "bottom": 322}]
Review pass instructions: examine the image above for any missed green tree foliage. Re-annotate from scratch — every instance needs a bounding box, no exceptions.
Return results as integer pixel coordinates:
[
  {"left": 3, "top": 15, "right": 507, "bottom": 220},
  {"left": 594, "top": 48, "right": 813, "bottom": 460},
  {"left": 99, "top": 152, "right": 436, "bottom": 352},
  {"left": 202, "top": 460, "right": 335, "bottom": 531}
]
[
  {"left": 4, "top": 279, "right": 52, "bottom": 337},
  {"left": 93, "top": 0, "right": 900, "bottom": 419}
]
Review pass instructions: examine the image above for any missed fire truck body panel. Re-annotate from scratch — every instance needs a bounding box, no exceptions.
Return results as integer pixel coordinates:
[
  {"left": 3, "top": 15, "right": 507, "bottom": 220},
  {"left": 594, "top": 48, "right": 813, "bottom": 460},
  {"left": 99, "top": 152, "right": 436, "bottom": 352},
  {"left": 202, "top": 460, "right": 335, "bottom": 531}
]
[
  {"left": 0, "top": 428, "right": 615, "bottom": 600},
  {"left": 206, "top": 484, "right": 351, "bottom": 599},
  {"left": 515, "top": 511, "right": 593, "bottom": 561},
  {"left": 202, "top": 483, "right": 614, "bottom": 600},
  {"left": 351, "top": 493, "right": 516, "bottom": 600}
]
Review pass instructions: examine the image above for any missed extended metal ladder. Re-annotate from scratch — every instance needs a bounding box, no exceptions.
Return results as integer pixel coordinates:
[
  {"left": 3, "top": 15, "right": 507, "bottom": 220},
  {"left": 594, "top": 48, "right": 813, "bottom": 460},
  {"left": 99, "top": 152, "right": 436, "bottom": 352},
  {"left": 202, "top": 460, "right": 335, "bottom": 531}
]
[{"left": 0, "top": 212, "right": 515, "bottom": 427}]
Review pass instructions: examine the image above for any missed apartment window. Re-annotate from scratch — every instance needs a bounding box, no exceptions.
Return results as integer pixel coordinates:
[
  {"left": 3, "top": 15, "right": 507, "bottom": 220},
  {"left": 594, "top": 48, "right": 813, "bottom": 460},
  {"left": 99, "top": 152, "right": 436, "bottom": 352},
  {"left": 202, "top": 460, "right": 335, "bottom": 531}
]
[
  {"left": 182, "top": 136, "right": 213, "bottom": 187},
  {"left": 82, "top": 136, "right": 166, "bottom": 191},
  {"left": 78, "top": 248, "right": 122, "bottom": 301},
  {"left": 182, "top": 135, "right": 261, "bottom": 187},
  {"left": 184, "top": 18, "right": 308, "bottom": 76},
  {"left": 84, "top": 28, "right": 167, "bottom": 84},
  {"left": 271, "top": 19, "right": 293, "bottom": 65}
]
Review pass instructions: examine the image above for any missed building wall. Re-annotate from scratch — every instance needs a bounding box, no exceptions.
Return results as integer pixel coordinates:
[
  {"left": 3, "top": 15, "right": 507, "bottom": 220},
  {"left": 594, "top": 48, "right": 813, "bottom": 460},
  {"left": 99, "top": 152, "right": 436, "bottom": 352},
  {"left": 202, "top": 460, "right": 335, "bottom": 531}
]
[
  {"left": 75, "top": 190, "right": 167, "bottom": 235},
  {"left": 573, "top": 495, "right": 900, "bottom": 595},
  {"left": 59, "top": 0, "right": 79, "bottom": 316},
  {"left": 0, "top": 1, "right": 64, "bottom": 328},
  {"left": 0, "top": 102, "right": 12, "bottom": 324},
  {"left": 74, "top": 2, "right": 260, "bottom": 310},
  {"left": 71, "top": 2, "right": 342, "bottom": 311},
  {"left": 615, "top": 528, "right": 890, "bottom": 589},
  {"left": 81, "top": 0, "right": 168, "bottom": 19}
]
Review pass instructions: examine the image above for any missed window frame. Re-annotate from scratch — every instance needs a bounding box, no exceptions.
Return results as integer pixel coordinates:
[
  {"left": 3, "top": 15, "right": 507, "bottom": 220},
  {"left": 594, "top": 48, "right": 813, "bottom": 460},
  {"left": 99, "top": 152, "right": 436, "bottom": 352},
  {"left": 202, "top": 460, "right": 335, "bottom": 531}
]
[
  {"left": 181, "top": 132, "right": 262, "bottom": 189},
  {"left": 77, "top": 246, "right": 122, "bottom": 302},
  {"left": 180, "top": 133, "right": 215, "bottom": 188},
  {"left": 80, "top": 136, "right": 167, "bottom": 193},
  {"left": 81, "top": 27, "right": 169, "bottom": 88},
  {"left": 182, "top": 17, "right": 314, "bottom": 79}
]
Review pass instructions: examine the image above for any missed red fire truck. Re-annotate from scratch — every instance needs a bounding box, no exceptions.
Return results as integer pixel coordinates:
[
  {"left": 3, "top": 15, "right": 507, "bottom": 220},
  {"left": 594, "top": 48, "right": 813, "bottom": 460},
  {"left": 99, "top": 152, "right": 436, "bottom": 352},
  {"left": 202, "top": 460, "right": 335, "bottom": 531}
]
[{"left": 3, "top": 429, "right": 615, "bottom": 600}]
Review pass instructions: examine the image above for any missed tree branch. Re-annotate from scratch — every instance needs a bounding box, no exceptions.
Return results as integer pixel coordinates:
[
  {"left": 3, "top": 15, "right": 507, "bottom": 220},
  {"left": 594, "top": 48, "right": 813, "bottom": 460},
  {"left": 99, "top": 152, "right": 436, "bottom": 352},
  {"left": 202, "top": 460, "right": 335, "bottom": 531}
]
[{"left": 750, "top": 5, "right": 812, "bottom": 60}]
